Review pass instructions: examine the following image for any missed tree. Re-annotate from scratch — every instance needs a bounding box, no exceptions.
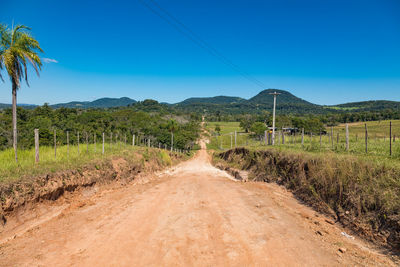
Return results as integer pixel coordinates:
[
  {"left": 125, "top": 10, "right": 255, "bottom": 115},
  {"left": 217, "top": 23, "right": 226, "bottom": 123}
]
[
  {"left": 214, "top": 124, "right": 221, "bottom": 135},
  {"left": 0, "top": 24, "right": 43, "bottom": 162},
  {"left": 250, "top": 122, "right": 267, "bottom": 140},
  {"left": 239, "top": 114, "right": 255, "bottom": 133}
]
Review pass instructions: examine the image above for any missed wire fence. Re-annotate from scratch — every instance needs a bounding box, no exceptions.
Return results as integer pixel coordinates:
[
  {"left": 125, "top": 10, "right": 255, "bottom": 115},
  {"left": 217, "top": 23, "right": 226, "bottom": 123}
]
[
  {"left": 210, "top": 121, "right": 400, "bottom": 158},
  {"left": 1, "top": 128, "right": 189, "bottom": 164}
]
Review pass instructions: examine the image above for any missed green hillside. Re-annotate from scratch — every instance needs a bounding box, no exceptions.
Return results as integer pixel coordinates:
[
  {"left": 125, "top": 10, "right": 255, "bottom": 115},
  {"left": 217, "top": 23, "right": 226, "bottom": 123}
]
[
  {"left": 51, "top": 97, "right": 137, "bottom": 109},
  {"left": 248, "top": 89, "right": 315, "bottom": 106},
  {"left": 178, "top": 96, "right": 246, "bottom": 105},
  {"left": 328, "top": 100, "right": 400, "bottom": 111}
]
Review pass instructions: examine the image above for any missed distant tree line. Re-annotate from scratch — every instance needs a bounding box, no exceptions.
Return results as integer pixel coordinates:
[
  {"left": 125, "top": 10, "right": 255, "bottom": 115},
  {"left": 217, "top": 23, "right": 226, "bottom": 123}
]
[
  {"left": 207, "top": 109, "right": 400, "bottom": 134},
  {"left": 0, "top": 104, "right": 200, "bottom": 151}
]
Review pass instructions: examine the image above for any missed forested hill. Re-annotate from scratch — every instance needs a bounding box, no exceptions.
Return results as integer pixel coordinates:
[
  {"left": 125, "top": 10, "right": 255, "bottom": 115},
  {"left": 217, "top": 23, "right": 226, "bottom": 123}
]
[
  {"left": 177, "top": 96, "right": 246, "bottom": 105},
  {"left": 327, "top": 100, "right": 400, "bottom": 111},
  {"left": 51, "top": 97, "right": 137, "bottom": 108},
  {"left": 248, "top": 89, "right": 314, "bottom": 106},
  {"left": 0, "top": 97, "right": 137, "bottom": 109},
  {"left": 173, "top": 89, "right": 324, "bottom": 114}
]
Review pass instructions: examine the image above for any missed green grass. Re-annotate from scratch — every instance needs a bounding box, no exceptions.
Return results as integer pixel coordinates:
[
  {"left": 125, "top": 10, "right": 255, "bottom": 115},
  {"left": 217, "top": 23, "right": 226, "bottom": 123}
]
[
  {"left": 333, "top": 120, "right": 400, "bottom": 138},
  {"left": 0, "top": 142, "right": 165, "bottom": 182},
  {"left": 205, "top": 120, "right": 400, "bottom": 165}
]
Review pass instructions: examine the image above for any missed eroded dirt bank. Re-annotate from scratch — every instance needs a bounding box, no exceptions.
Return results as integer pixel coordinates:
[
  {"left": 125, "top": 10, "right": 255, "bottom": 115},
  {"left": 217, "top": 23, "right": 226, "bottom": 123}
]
[
  {"left": 0, "top": 148, "right": 184, "bottom": 244},
  {"left": 0, "top": 142, "right": 396, "bottom": 266},
  {"left": 215, "top": 147, "right": 400, "bottom": 255}
]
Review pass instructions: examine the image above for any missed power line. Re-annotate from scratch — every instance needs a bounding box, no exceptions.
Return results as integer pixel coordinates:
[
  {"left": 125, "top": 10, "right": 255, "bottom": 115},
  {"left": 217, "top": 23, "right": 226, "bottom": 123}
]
[{"left": 137, "top": 0, "right": 266, "bottom": 88}]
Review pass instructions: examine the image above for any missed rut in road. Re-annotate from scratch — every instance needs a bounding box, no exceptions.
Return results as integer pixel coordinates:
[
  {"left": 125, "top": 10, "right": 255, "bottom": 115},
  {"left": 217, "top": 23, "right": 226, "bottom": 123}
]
[{"left": 0, "top": 141, "right": 395, "bottom": 266}]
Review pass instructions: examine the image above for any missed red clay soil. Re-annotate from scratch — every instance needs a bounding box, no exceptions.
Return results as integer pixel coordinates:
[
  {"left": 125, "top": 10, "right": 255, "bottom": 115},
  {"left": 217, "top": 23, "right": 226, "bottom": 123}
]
[{"left": 0, "top": 141, "right": 396, "bottom": 266}]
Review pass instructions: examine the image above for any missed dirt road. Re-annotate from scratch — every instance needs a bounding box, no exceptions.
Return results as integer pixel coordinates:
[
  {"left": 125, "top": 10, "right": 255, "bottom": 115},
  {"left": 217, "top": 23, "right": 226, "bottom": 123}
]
[{"left": 0, "top": 141, "right": 395, "bottom": 266}]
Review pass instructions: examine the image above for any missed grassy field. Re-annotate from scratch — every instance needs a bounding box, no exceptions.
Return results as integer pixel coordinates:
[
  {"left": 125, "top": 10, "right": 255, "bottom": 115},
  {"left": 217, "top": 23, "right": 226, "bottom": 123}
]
[
  {"left": 205, "top": 120, "right": 400, "bottom": 163},
  {"left": 0, "top": 142, "right": 178, "bottom": 182}
]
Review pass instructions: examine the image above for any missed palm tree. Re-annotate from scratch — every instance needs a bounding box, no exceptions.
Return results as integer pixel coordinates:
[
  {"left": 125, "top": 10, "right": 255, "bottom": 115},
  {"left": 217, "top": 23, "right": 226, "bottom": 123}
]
[{"left": 0, "top": 24, "right": 43, "bottom": 162}]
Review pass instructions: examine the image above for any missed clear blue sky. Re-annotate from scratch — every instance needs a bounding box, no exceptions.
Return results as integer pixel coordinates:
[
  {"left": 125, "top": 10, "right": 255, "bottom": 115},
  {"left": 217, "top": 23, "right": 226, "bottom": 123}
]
[{"left": 1, "top": 0, "right": 399, "bottom": 105}]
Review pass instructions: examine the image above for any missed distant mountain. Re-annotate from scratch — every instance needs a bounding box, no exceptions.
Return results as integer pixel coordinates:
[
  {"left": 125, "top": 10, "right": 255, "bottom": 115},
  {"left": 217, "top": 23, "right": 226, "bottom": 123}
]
[
  {"left": 1, "top": 90, "right": 399, "bottom": 115},
  {"left": 248, "top": 89, "right": 315, "bottom": 106},
  {"left": 0, "top": 103, "right": 37, "bottom": 109},
  {"left": 51, "top": 97, "right": 137, "bottom": 109},
  {"left": 328, "top": 100, "right": 400, "bottom": 111},
  {"left": 177, "top": 96, "right": 246, "bottom": 105},
  {"left": 173, "top": 89, "right": 323, "bottom": 114}
]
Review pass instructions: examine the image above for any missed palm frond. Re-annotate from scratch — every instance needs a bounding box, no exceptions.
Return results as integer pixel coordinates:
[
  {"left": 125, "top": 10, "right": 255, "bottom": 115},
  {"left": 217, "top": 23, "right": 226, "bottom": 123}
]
[{"left": 0, "top": 24, "right": 43, "bottom": 88}]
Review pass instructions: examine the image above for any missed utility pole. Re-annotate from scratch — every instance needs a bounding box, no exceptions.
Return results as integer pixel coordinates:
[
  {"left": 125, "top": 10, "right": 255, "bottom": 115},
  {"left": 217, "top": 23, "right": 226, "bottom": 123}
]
[{"left": 269, "top": 91, "right": 281, "bottom": 145}]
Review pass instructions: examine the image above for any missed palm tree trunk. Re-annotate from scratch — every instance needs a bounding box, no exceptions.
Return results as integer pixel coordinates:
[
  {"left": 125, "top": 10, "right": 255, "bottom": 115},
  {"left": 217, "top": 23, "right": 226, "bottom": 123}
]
[{"left": 12, "top": 82, "right": 18, "bottom": 163}]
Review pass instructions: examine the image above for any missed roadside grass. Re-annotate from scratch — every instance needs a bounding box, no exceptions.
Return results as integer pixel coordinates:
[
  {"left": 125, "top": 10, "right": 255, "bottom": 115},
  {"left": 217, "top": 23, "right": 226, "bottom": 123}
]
[{"left": 0, "top": 143, "right": 180, "bottom": 183}]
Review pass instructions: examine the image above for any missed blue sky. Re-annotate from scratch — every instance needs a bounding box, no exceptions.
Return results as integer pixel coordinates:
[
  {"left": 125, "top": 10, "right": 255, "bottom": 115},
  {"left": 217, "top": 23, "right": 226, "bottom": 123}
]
[{"left": 1, "top": 0, "right": 399, "bottom": 105}]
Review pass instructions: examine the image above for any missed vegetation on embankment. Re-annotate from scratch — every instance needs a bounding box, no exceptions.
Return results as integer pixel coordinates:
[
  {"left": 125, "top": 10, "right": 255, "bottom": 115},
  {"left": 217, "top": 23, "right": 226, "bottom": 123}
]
[
  {"left": 0, "top": 147, "right": 188, "bottom": 224},
  {"left": 0, "top": 143, "right": 191, "bottom": 182},
  {"left": 214, "top": 147, "right": 400, "bottom": 251}
]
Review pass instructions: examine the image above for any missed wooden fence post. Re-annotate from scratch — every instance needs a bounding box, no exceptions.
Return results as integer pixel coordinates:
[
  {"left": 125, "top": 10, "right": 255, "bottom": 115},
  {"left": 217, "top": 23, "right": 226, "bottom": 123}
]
[
  {"left": 230, "top": 133, "right": 233, "bottom": 149},
  {"left": 102, "top": 132, "right": 105, "bottom": 155},
  {"left": 77, "top": 131, "right": 80, "bottom": 154},
  {"left": 310, "top": 132, "right": 313, "bottom": 148},
  {"left": 110, "top": 132, "right": 113, "bottom": 149},
  {"left": 336, "top": 133, "right": 339, "bottom": 150},
  {"left": 365, "top": 123, "right": 368, "bottom": 154},
  {"left": 67, "top": 131, "right": 69, "bottom": 157},
  {"left": 319, "top": 131, "right": 322, "bottom": 149},
  {"left": 132, "top": 134, "right": 135, "bottom": 146},
  {"left": 345, "top": 123, "right": 349, "bottom": 151},
  {"left": 301, "top": 128, "right": 304, "bottom": 148},
  {"left": 390, "top": 121, "right": 392, "bottom": 156},
  {"left": 264, "top": 130, "right": 267, "bottom": 146},
  {"left": 234, "top": 131, "right": 237, "bottom": 148},
  {"left": 94, "top": 133, "right": 96, "bottom": 153},
  {"left": 268, "top": 131, "right": 271, "bottom": 145},
  {"left": 294, "top": 130, "right": 296, "bottom": 144},
  {"left": 34, "top": 129, "right": 39, "bottom": 163},
  {"left": 171, "top": 132, "right": 174, "bottom": 152},
  {"left": 116, "top": 133, "right": 119, "bottom": 149},
  {"left": 331, "top": 126, "right": 334, "bottom": 149},
  {"left": 124, "top": 134, "right": 127, "bottom": 146},
  {"left": 282, "top": 129, "right": 285, "bottom": 144},
  {"left": 86, "top": 132, "right": 89, "bottom": 153},
  {"left": 54, "top": 129, "right": 57, "bottom": 159}
]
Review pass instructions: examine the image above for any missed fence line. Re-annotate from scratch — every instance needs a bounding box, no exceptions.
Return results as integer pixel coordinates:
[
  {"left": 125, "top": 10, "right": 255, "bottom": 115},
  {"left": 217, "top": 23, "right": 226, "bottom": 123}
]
[
  {"left": 9, "top": 128, "right": 188, "bottom": 164},
  {"left": 210, "top": 121, "right": 397, "bottom": 157}
]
